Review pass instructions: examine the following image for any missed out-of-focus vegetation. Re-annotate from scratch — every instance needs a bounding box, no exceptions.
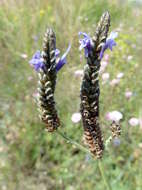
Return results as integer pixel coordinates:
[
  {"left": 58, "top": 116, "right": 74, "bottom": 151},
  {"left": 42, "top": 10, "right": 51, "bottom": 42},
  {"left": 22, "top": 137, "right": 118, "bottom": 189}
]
[{"left": 0, "top": 0, "right": 142, "bottom": 189}]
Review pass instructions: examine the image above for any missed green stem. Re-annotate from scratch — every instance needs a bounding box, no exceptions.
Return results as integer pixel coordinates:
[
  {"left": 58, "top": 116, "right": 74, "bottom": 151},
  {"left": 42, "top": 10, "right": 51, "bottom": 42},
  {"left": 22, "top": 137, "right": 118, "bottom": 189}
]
[
  {"left": 98, "top": 160, "right": 112, "bottom": 190},
  {"left": 56, "top": 130, "right": 90, "bottom": 154},
  {"left": 56, "top": 130, "right": 112, "bottom": 190}
]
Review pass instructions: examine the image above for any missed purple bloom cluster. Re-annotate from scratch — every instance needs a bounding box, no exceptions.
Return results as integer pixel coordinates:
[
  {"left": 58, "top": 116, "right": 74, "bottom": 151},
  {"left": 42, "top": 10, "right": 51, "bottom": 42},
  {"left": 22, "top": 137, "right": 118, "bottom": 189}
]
[
  {"left": 29, "top": 50, "right": 45, "bottom": 71},
  {"left": 29, "top": 31, "right": 117, "bottom": 71},
  {"left": 55, "top": 44, "right": 71, "bottom": 71},
  {"left": 29, "top": 44, "right": 71, "bottom": 72},
  {"left": 78, "top": 32, "right": 92, "bottom": 57},
  {"left": 100, "top": 32, "right": 118, "bottom": 59},
  {"left": 78, "top": 31, "right": 117, "bottom": 59}
]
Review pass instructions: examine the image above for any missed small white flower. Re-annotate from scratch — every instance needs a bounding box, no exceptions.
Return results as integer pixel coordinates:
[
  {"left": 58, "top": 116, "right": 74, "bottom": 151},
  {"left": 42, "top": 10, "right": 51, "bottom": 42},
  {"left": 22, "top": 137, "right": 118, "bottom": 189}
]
[
  {"left": 127, "top": 55, "right": 133, "bottom": 61},
  {"left": 74, "top": 70, "right": 84, "bottom": 78},
  {"left": 110, "top": 78, "right": 120, "bottom": 86},
  {"left": 117, "top": 72, "right": 124, "bottom": 79},
  {"left": 106, "top": 111, "right": 123, "bottom": 122},
  {"left": 125, "top": 91, "right": 133, "bottom": 99},
  {"left": 71, "top": 112, "right": 81, "bottom": 123},
  {"left": 129, "top": 118, "right": 139, "bottom": 126},
  {"left": 28, "top": 76, "right": 33, "bottom": 81},
  {"left": 104, "top": 54, "right": 109, "bottom": 61},
  {"left": 32, "top": 92, "right": 38, "bottom": 98},
  {"left": 102, "top": 73, "right": 110, "bottom": 82},
  {"left": 101, "top": 61, "right": 109, "bottom": 68},
  {"left": 20, "top": 53, "right": 28, "bottom": 59},
  {"left": 100, "top": 61, "right": 109, "bottom": 73}
]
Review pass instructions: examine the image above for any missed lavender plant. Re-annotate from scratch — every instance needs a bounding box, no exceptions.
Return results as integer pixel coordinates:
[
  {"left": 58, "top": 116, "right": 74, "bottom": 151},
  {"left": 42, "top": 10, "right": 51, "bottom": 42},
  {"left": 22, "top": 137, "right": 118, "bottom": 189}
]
[
  {"left": 29, "top": 28, "right": 71, "bottom": 132},
  {"left": 29, "top": 12, "right": 121, "bottom": 190},
  {"left": 78, "top": 11, "right": 121, "bottom": 190},
  {"left": 79, "top": 12, "right": 120, "bottom": 159},
  {"left": 29, "top": 13, "right": 120, "bottom": 155}
]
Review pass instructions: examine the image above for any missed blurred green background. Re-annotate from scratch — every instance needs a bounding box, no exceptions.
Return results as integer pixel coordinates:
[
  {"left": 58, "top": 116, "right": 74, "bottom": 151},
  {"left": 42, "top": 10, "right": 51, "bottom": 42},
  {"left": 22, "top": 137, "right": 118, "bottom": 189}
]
[{"left": 0, "top": 0, "right": 142, "bottom": 189}]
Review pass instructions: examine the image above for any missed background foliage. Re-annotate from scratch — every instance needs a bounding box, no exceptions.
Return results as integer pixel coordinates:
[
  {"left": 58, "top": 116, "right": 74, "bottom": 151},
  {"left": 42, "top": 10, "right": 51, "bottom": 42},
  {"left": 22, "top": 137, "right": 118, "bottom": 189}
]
[{"left": 0, "top": 0, "right": 142, "bottom": 189}]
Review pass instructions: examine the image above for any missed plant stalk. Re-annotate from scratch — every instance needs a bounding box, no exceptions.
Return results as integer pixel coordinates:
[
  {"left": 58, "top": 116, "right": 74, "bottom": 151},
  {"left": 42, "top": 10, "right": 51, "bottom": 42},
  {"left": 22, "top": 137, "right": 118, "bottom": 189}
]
[
  {"left": 56, "top": 130, "right": 112, "bottom": 190},
  {"left": 56, "top": 130, "right": 90, "bottom": 154},
  {"left": 98, "top": 160, "right": 112, "bottom": 190}
]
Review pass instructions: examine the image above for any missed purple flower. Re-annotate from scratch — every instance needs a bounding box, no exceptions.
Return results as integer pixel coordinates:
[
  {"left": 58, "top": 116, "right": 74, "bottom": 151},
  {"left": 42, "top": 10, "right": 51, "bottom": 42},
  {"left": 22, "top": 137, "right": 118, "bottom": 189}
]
[
  {"left": 100, "top": 32, "right": 118, "bottom": 59},
  {"left": 55, "top": 44, "right": 71, "bottom": 72},
  {"left": 78, "top": 32, "right": 92, "bottom": 57},
  {"left": 29, "top": 50, "right": 45, "bottom": 71},
  {"left": 129, "top": 118, "right": 139, "bottom": 127},
  {"left": 113, "top": 137, "right": 121, "bottom": 147},
  {"left": 55, "top": 49, "right": 60, "bottom": 57},
  {"left": 29, "top": 44, "right": 71, "bottom": 72}
]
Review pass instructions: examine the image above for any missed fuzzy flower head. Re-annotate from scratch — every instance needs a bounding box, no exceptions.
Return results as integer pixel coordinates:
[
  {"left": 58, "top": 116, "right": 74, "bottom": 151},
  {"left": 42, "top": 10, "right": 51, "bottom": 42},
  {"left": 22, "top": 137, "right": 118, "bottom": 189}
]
[
  {"left": 21, "top": 53, "right": 28, "bottom": 59},
  {"left": 74, "top": 70, "right": 84, "bottom": 78},
  {"left": 110, "top": 78, "right": 120, "bottom": 87},
  {"left": 71, "top": 112, "right": 81, "bottom": 123},
  {"left": 100, "top": 61, "right": 109, "bottom": 73},
  {"left": 102, "top": 72, "right": 110, "bottom": 82},
  {"left": 106, "top": 111, "right": 123, "bottom": 122},
  {"left": 117, "top": 72, "right": 124, "bottom": 79},
  {"left": 129, "top": 118, "right": 139, "bottom": 127},
  {"left": 100, "top": 31, "right": 118, "bottom": 59},
  {"left": 125, "top": 91, "right": 133, "bottom": 99},
  {"left": 78, "top": 32, "right": 92, "bottom": 57},
  {"left": 55, "top": 44, "right": 71, "bottom": 71},
  {"left": 29, "top": 50, "right": 45, "bottom": 71}
]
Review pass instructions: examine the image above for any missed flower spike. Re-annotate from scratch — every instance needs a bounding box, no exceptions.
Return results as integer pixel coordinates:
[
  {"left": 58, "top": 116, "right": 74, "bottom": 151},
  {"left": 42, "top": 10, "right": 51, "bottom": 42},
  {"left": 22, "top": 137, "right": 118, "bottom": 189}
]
[
  {"left": 80, "top": 12, "right": 111, "bottom": 159},
  {"left": 29, "top": 28, "right": 59, "bottom": 132},
  {"left": 29, "top": 28, "right": 71, "bottom": 132}
]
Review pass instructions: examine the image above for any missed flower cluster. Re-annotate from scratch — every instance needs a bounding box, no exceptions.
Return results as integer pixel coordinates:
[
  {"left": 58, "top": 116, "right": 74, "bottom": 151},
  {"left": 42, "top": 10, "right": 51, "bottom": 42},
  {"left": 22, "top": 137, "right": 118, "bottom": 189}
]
[
  {"left": 78, "top": 32, "right": 92, "bottom": 57},
  {"left": 28, "top": 14, "right": 122, "bottom": 159},
  {"left": 106, "top": 111, "right": 123, "bottom": 122},
  {"left": 99, "top": 32, "right": 118, "bottom": 59},
  {"left": 29, "top": 44, "right": 71, "bottom": 72},
  {"left": 79, "top": 31, "right": 118, "bottom": 59},
  {"left": 55, "top": 44, "right": 71, "bottom": 71},
  {"left": 29, "top": 50, "right": 45, "bottom": 71}
]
